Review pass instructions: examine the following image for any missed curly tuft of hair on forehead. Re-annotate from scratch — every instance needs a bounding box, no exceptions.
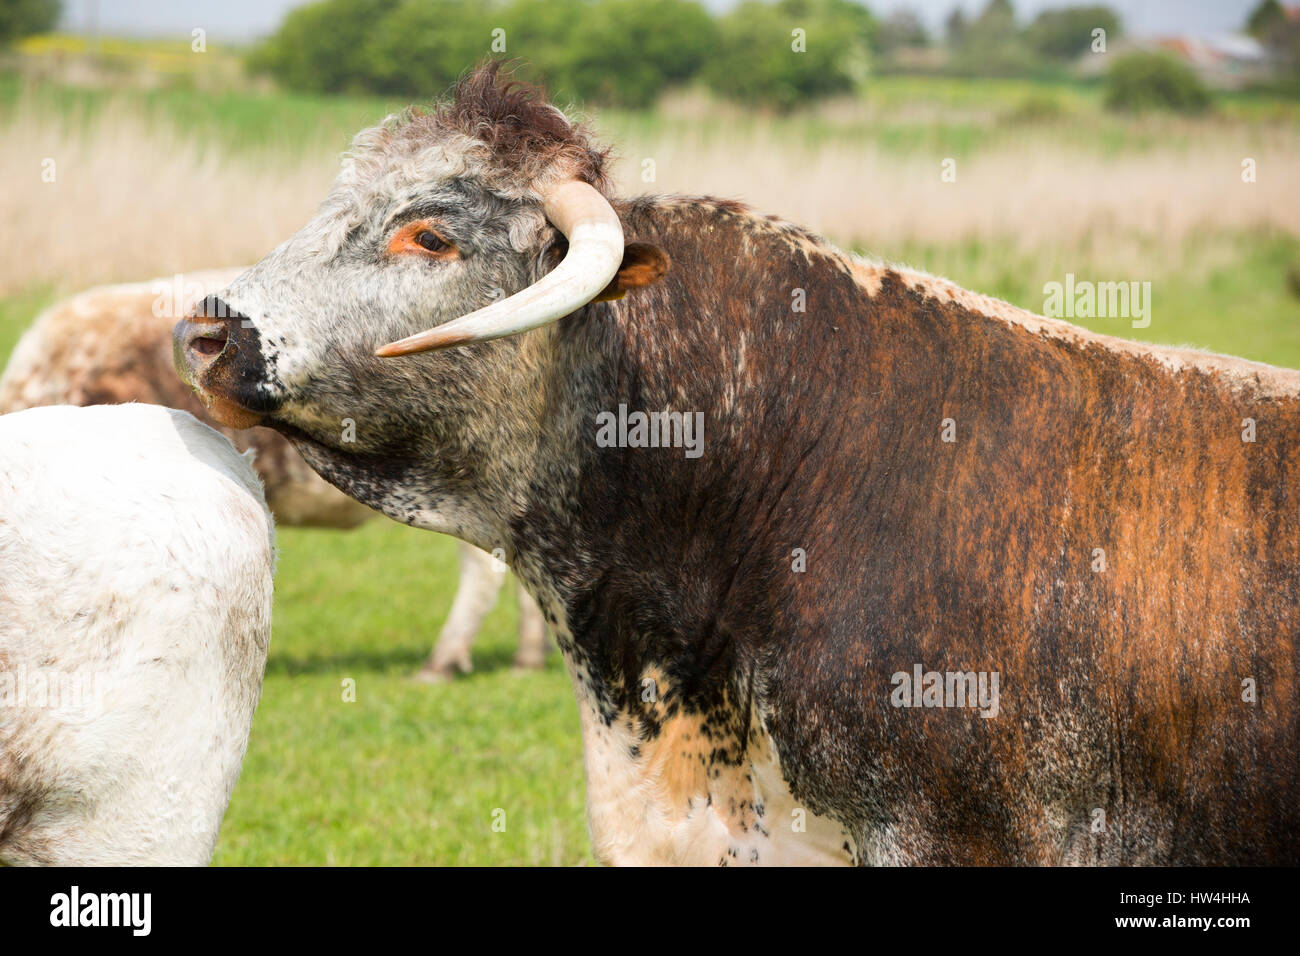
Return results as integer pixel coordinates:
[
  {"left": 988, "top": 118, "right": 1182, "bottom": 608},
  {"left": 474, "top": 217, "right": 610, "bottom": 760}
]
[
  {"left": 345, "top": 60, "right": 613, "bottom": 204},
  {"left": 438, "top": 61, "right": 612, "bottom": 192}
]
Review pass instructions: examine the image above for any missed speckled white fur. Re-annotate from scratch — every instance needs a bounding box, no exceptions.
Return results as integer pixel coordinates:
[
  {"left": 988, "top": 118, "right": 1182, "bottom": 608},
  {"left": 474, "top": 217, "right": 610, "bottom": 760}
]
[{"left": 0, "top": 404, "right": 275, "bottom": 865}]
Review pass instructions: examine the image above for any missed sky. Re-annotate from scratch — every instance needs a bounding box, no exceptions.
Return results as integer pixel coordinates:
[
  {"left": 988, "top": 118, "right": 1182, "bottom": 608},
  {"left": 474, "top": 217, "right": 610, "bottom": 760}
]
[{"left": 58, "top": 0, "right": 1266, "bottom": 43}]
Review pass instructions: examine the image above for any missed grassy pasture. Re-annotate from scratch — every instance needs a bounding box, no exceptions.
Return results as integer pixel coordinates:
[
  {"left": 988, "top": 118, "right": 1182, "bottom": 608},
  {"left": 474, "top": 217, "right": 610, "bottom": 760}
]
[
  {"left": 0, "top": 71, "right": 1297, "bottom": 864},
  {"left": 215, "top": 522, "right": 590, "bottom": 866}
]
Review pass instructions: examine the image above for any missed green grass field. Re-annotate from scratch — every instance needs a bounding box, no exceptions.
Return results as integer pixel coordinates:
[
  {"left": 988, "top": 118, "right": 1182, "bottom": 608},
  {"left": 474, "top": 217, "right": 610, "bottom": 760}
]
[
  {"left": 1, "top": 66, "right": 1297, "bottom": 864},
  {"left": 216, "top": 523, "right": 592, "bottom": 866}
]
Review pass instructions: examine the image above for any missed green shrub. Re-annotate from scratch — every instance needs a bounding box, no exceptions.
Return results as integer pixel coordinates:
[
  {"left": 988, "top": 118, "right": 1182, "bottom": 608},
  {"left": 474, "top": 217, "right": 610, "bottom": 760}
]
[
  {"left": 248, "top": 0, "right": 716, "bottom": 108},
  {"left": 565, "top": 0, "right": 717, "bottom": 108},
  {"left": 1025, "top": 5, "right": 1121, "bottom": 61},
  {"left": 703, "top": 0, "right": 875, "bottom": 111},
  {"left": 0, "top": 0, "right": 60, "bottom": 47},
  {"left": 1104, "top": 51, "right": 1212, "bottom": 114},
  {"left": 362, "top": 0, "right": 495, "bottom": 97},
  {"left": 247, "top": 0, "right": 402, "bottom": 95},
  {"left": 495, "top": 0, "right": 587, "bottom": 97},
  {"left": 946, "top": 0, "right": 1039, "bottom": 78},
  {"left": 1001, "top": 92, "right": 1067, "bottom": 124}
]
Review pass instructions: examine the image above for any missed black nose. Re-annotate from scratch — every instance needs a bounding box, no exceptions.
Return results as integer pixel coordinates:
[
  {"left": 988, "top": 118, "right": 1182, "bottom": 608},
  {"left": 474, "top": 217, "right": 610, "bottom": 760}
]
[
  {"left": 195, "top": 295, "right": 249, "bottom": 328},
  {"left": 173, "top": 294, "right": 275, "bottom": 411},
  {"left": 172, "top": 293, "right": 279, "bottom": 426},
  {"left": 178, "top": 296, "right": 247, "bottom": 360},
  {"left": 196, "top": 295, "right": 242, "bottom": 321}
]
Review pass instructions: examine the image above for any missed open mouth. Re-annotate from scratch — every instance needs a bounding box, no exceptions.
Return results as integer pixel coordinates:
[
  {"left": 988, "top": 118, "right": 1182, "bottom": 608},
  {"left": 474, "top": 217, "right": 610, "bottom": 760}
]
[{"left": 193, "top": 387, "right": 266, "bottom": 430}]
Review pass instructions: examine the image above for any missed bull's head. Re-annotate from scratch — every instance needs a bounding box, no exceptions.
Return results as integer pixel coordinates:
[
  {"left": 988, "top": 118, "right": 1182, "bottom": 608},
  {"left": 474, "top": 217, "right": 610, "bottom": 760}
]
[{"left": 174, "top": 65, "right": 666, "bottom": 546}]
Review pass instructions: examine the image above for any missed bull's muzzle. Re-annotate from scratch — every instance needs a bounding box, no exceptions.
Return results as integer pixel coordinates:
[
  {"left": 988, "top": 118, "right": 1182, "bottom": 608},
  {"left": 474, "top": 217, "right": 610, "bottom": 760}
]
[{"left": 173, "top": 296, "right": 273, "bottom": 429}]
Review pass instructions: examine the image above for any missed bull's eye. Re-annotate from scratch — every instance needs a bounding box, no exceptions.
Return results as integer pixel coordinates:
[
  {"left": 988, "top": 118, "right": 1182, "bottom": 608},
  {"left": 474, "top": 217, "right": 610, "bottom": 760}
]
[
  {"left": 387, "top": 220, "right": 458, "bottom": 260},
  {"left": 416, "top": 230, "right": 448, "bottom": 253}
]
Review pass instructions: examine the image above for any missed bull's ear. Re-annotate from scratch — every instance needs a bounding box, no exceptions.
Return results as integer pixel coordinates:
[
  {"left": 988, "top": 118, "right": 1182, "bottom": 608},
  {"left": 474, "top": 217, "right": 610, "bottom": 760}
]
[{"left": 591, "top": 242, "right": 670, "bottom": 302}]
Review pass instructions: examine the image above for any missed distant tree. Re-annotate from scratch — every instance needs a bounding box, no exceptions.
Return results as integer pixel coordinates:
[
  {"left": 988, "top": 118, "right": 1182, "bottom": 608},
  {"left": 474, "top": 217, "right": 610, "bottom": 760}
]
[
  {"left": 249, "top": 0, "right": 877, "bottom": 109},
  {"left": 497, "top": 0, "right": 587, "bottom": 96},
  {"left": 704, "top": 0, "right": 877, "bottom": 110},
  {"left": 944, "top": 7, "right": 968, "bottom": 46},
  {"left": 247, "top": 0, "right": 401, "bottom": 94},
  {"left": 950, "top": 0, "right": 1038, "bottom": 76},
  {"left": 877, "top": 9, "right": 928, "bottom": 52},
  {"left": 1246, "top": 0, "right": 1300, "bottom": 75},
  {"left": 362, "top": 0, "right": 495, "bottom": 97},
  {"left": 249, "top": 0, "right": 714, "bottom": 107},
  {"left": 1104, "top": 51, "right": 1211, "bottom": 113},
  {"left": 970, "top": 0, "right": 1017, "bottom": 37},
  {"left": 565, "top": 0, "right": 717, "bottom": 107},
  {"left": 1025, "top": 5, "right": 1121, "bottom": 60},
  {"left": 1246, "top": 0, "right": 1285, "bottom": 39},
  {"left": 0, "top": 0, "right": 60, "bottom": 46}
]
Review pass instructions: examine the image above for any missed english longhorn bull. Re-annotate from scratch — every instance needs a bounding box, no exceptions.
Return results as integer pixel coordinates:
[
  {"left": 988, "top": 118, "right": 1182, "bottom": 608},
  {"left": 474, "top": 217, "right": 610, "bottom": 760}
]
[{"left": 175, "top": 64, "right": 1300, "bottom": 865}]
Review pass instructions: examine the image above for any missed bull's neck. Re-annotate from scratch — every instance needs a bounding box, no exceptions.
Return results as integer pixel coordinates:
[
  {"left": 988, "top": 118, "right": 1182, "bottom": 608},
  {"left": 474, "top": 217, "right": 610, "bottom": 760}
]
[
  {"left": 501, "top": 197, "right": 876, "bottom": 712},
  {"left": 503, "top": 304, "right": 762, "bottom": 722}
]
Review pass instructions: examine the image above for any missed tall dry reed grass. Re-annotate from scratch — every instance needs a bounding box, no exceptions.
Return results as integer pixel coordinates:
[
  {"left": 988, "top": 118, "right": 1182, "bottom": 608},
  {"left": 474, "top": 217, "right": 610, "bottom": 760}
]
[
  {"left": 0, "top": 98, "right": 337, "bottom": 295},
  {"left": 605, "top": 120, "right": 1300, "bottom": 271},
  {"left": 1, "top": 90, "right": 1296, "bottom": 297}
]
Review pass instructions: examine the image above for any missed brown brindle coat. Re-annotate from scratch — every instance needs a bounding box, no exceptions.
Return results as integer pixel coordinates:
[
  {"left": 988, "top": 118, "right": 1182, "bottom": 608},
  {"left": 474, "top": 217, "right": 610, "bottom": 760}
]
[
  {"left": 537, "top": 197, "right": 1299, "bottom": 865},
  {"left": 170, "top": 68, "right": 1298, "bottom": 864}
]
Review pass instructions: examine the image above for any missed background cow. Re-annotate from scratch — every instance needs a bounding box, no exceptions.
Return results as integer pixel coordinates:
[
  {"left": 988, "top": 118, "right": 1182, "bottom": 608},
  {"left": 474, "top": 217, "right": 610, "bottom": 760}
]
[
  {"left": 0, "top": 275, "right": 547, "bottom": 679},
  {"left": 175, "top": 65, "right": 1300, "bottom": 866}
]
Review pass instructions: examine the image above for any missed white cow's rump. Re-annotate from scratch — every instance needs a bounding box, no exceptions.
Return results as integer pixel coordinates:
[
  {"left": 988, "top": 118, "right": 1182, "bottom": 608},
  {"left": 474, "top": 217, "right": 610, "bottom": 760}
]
[{"left": 0, "top": 404, "right": 275, "bottom": 865}]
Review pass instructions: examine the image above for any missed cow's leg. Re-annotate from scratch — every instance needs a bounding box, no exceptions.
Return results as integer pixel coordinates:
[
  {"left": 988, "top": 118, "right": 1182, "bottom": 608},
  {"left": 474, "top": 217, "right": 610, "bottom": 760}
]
[
  {"left": 512, "top": 583, "right": 548, "bottom": 671},
  {"left": 415, "top": 542, "right": 504, "bottom": 682}
]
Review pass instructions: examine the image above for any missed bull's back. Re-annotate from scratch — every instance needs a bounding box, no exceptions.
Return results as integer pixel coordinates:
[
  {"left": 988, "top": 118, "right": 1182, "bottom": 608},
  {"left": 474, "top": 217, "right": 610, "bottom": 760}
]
[
  {"left": 762, "top": 275, "right": 1300, "bottom": 864},
  {"left": 1038, "top": 347, "right": 1300, "bottom": 863}
]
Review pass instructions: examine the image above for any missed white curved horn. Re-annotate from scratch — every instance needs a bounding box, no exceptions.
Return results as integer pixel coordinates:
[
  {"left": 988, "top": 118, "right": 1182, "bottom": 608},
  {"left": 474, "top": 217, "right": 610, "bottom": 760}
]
[{"left": 375, "top": 180, "right": 624, "bottom": 357}]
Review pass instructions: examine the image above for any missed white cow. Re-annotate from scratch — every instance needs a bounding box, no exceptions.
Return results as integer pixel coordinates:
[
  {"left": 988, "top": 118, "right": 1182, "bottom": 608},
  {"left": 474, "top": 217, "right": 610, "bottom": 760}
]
[
  {"left": 0, "top": 404, "right": 274, "bottom": 865},
  {"left": 0, "top": 274, "right": 549, "bottom": 679}
]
